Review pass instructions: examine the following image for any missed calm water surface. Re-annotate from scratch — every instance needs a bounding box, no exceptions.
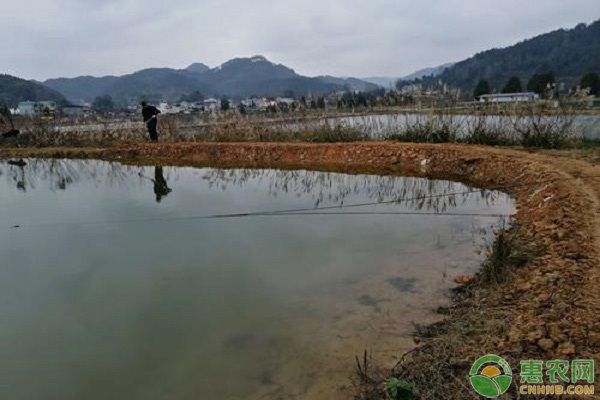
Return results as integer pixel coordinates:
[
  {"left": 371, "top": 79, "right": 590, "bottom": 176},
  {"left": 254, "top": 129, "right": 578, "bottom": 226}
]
[{"left": 0, "top": 159, "right": 514, "bottom": 400}]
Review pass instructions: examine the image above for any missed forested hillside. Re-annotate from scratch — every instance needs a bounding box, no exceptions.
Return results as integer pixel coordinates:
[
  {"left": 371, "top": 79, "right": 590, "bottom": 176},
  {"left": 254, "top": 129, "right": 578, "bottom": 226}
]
[
  {"left": 421, "top": 20, "right": 600, "bottom": 92},
  {"left": 0, "top": 74, "right": 66, "bottom": 107}
]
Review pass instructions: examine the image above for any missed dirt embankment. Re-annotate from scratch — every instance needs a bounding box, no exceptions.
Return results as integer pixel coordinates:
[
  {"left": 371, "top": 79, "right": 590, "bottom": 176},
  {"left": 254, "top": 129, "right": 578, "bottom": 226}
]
[{"left": 2, "top": 142, "right": 600, "bottom": 398}]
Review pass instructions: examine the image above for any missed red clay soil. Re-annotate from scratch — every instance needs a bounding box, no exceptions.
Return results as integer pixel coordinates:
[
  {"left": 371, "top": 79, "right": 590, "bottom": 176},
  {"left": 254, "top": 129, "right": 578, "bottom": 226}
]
[{"left": 3, "top": 141, "right": 600, "bottom": 397}]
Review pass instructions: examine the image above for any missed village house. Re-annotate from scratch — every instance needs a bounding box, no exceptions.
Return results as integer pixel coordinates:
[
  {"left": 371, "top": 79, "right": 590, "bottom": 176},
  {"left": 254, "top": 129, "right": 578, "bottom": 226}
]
[
  {"left": 241, "top": 97, "right": 269, "bottom": 110},
  {"left": 61, "top": 104, "right": 92, "bottom": 117},
  {"left": 478, "top": 92, "right": 540, "bottom": 103},
  {"left": 16, "top": 100, "right": 57, "bottom": 116},
  {"left": 203, "top": 98, "right": 220, "bottom": 112}
]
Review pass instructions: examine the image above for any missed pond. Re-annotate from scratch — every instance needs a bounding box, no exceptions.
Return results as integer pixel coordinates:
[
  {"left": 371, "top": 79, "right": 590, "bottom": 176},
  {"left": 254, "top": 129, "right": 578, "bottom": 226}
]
[{"left": 0, "top": 159, "right": 515, "bottom": 399}]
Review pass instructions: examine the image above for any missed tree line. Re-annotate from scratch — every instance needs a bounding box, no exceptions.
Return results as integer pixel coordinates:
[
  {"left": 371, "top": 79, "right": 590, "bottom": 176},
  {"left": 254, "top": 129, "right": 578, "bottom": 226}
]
[{"left": 474, "top": 72, "right": 599, "bottom": 99}]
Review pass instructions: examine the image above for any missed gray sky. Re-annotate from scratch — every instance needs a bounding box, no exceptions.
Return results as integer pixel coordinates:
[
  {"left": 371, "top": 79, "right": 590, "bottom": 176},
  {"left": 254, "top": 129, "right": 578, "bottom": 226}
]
[{"left": 2, "top": 0, "right": 598, "bottom": 81}]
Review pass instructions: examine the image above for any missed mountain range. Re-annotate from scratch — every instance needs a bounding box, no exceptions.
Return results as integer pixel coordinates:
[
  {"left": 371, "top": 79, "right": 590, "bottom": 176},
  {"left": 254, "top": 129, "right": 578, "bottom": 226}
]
[{"left": 43, "top": 56, "right": 377, "bottom": 104}]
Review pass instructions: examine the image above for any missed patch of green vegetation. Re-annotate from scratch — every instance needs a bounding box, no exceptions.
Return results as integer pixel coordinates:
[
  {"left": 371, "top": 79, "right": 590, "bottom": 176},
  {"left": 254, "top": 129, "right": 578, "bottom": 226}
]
[{"left": 385, "top": 378, "right": 418, "bottom": 400}]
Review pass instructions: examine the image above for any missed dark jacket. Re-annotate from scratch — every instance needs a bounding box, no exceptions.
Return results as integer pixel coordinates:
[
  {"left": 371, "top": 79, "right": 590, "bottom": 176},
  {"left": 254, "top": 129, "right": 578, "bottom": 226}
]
[{"left": 142, "top": 105, "right": 160, "bottom": 122}]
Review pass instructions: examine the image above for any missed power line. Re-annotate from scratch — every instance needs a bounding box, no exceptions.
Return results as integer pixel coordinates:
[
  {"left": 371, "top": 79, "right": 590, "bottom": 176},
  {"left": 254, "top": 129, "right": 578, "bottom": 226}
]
[
  {"left": 243, "top": 211, "right": 511, "bottom": 218},
  {"left": 6, "top": 188, "right": 495, "bottom": 229}
]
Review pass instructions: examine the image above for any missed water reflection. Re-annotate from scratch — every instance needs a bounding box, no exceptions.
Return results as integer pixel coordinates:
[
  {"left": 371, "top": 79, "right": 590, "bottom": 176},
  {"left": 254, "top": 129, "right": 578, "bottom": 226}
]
[
  {"left": 4, "top": 160, "right": 27, "bottom": 191},
  {"left": 0, "top": 159, "right": 506, "bottom": 213},
  {"left": 153, "top": 167, "right": 172, "bottom": 202},
  {"left": 0, "top": 159, "right": 515, "bottom": 400}
]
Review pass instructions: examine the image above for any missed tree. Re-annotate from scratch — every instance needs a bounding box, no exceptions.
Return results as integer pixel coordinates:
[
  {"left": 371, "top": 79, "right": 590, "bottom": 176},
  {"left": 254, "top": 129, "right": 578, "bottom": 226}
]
[
  {"left": 580, "top": 72, "right": 600, "bottom": 96},
  {"left": 502, "top": 76, "right": 522, "bottom": 93},
  {"left": 220, "top": 97, "right": 230, "bottom": 111},
  {"left": 0, "top": 105, "right": 15, "bottom": 132},
  {"left": 317, "top": 96, "right": 326, "bottom": 109},
  {"left": 473, "top": 80, "right": 491, "bottom": 98},
  {"left": 395, "top": 79, "right": 407, "bottom": 91},
  {"left": 92, "top": 95, "right": 115, "bottom": 113},
  {"left": 526, "top": 72, "right": 554, "bottom": 96},
  {"left": 356, "top": 92, "right": 368, "bottom": 107},
  {"left": 180, "top": 90, "right": 204, "bottom": 102}
]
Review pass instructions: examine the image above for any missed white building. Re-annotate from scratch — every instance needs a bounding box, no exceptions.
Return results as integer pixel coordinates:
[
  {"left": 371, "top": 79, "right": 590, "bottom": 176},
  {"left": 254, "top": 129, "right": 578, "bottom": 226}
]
[
  {"left": 203, "top": 98, "right": 219, "bottom": 112},
  {"left": 16, "top": 101, "right": 57, "bottom": 116},
  {"left": 62, "top": 104, "right": 92, "bottom": 117},
  {"left": 241, "top": 97, "right": 269, "bottom": 110},
  {"left": 276, "top": 97, "right": 295, "bottom": 106},
  {"left": 479, "top": 92, "right": 539, "bottom": 103}
]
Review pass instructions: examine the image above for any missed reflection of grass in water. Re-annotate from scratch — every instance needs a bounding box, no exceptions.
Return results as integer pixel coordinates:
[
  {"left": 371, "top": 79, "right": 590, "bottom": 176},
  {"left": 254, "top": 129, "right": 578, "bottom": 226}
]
[
  {"left": 201, "top": 168, "right": 507, "bottom": 212},
  {"left": 0, "top": 158, "right": 516, "bottom": 400},
  {"left": 1, "top": 159, "right": 511, "bottom": 214}
]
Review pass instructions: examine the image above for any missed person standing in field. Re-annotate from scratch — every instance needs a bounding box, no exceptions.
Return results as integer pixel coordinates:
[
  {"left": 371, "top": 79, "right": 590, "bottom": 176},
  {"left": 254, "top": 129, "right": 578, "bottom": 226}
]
[{"left": 141, "top": 101, "right": 161, "bottom": 142}]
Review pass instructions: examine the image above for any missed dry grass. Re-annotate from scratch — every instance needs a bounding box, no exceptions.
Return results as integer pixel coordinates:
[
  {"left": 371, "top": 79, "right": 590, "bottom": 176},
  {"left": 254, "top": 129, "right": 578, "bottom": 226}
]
[{"left": 1, "top": 104, "right": 591, "bottom": 149}]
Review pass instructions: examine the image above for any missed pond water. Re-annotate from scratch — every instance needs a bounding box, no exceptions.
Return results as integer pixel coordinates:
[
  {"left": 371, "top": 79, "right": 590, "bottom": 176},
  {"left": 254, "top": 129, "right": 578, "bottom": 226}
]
[{"left": 0, "top": 159, "right": 515, "bottom": 400}]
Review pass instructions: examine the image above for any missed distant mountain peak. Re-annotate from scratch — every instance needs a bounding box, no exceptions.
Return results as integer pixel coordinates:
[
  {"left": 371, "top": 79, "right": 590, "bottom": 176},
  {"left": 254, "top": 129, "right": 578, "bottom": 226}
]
[
  {"left": 184, "top": 62, "right": 210, "bottom": 74},
  {"left": 250, "top": 55, "right": 268, "bottom": 62},
  {"left": 220, "top": 55, "right": 274, "bottom": 67}
]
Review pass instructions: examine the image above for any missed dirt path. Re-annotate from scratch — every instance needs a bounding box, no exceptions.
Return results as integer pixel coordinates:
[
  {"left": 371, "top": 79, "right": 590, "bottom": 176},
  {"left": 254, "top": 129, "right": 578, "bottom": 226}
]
[
  {"left": 529, "top": 153, "right": 600, "bottom": 356},
  {"left": 2, "top": 142, "right": 600, "bottom": 398}
]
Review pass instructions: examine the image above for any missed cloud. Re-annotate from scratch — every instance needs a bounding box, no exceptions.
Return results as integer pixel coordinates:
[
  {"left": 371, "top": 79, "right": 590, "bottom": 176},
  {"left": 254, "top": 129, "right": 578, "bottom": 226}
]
[{"left": 1, "top": 0, "right": 597, "bottom": 80}]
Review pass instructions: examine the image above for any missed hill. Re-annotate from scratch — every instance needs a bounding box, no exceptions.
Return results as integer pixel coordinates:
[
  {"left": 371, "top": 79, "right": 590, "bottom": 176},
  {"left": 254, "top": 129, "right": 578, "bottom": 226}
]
[
  {"left": 424, "top": 20, "right": 600, "bottom": 93},
  {"left": 44, "top": 56, "right": 373, "bottom": 104},
  {"left": 44, "top": 75, "right": 119, "bottom": 103},
  {"left": 362, "top": 63, "right": 454, "bottom": 88},
  {"left": 185, "top": 63, "right": 210, "bottom": 74},
  {"left": 361, "top": 76, "right": 397, "bottom": 88},
  {"left": 0, "top": 74, "right": 66, "bottom": 107},
  {"left": 316, "top": 75, "right": 379, "bottom": 92},
  {"left": 108, "top": 68, "right": 214, "bottom": 104},
  {"left": 195, "top": 56, "right": 339, "bottom": 98},
  {"left": 401, "top": 62, "right": 455, "bottom": 81}
]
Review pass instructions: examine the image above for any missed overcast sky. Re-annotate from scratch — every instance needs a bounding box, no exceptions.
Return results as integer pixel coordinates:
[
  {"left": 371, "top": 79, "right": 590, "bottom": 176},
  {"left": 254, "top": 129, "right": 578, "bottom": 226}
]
[{"left": 2, "top": 0, "right": 598, "bottom": 81}]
